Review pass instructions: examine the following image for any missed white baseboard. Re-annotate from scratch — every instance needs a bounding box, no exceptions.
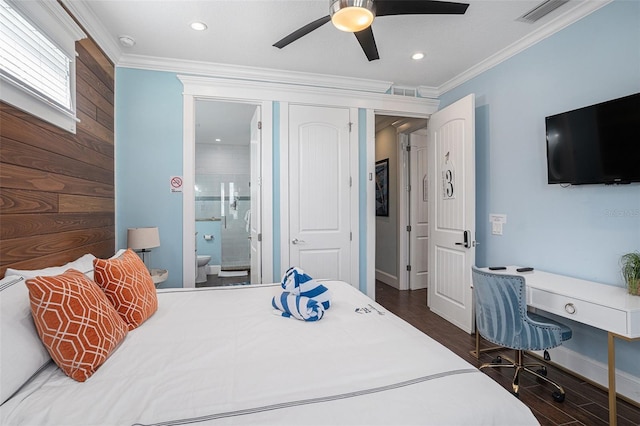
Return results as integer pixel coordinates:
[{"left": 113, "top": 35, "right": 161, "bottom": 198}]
[
  {"left": 375, "top": 269, "right": 398, "bottom": 289},
  {"left": 532, "top": 346, "right": 640, "bottom": 404}
]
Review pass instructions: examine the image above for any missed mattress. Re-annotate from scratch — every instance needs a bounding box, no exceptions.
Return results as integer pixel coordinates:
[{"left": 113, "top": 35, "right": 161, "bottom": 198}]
[{"left": 0, "top": 280, "right": 538, "bottom": 425}]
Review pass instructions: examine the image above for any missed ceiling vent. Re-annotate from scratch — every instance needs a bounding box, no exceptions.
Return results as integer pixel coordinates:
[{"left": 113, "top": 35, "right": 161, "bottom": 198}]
[
  {"left": 517, "top": 0, "right": 570, "bottom": 24},
  {"left": 391, "top": 86, "right": 418, "bottom": 97}
]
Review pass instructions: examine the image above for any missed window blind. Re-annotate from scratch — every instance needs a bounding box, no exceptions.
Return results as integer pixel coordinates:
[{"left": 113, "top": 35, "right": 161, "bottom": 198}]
[
  {"left": 0, "top": 0, "right": 72, "bottom": 112},
  {"left": 0, "top": 0, "right": 84, "bottom": 132}
]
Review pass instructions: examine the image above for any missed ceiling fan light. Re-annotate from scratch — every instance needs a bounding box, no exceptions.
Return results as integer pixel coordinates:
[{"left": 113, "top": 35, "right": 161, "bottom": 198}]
[{"left": 330, "top": 0, "right": 375, "bottom": 32}]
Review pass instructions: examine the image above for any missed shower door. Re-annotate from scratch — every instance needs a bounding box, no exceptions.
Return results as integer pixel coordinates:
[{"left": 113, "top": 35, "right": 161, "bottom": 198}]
[{"left": 221, "top": 183, "right": 251, "bottom": 271}]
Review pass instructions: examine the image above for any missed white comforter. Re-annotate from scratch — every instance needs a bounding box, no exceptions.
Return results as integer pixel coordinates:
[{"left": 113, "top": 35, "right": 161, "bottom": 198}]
[{"left": 1, "top": 281, "right": 538, "bottom": 425}]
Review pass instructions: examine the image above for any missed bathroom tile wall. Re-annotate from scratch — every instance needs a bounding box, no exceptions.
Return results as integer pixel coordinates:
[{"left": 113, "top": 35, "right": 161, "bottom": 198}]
[{"left": 195, "top": 142, "right": 250, "bottom": 268}]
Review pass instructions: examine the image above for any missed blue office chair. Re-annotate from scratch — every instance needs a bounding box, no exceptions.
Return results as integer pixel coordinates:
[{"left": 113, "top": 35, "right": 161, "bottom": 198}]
[{"left": 471, "top": 267, "right": 573, "bottom": 402}]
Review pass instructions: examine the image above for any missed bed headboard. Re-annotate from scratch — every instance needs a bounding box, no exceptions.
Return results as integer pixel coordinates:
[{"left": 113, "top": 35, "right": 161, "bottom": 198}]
[{"left": 0, "top": 36, "right": 115, "bottom": 277}]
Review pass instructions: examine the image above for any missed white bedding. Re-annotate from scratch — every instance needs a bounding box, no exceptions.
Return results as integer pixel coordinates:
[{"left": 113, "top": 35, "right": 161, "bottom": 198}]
[{"left": 1, "top": 281, "right": 538, "bottom": 425}]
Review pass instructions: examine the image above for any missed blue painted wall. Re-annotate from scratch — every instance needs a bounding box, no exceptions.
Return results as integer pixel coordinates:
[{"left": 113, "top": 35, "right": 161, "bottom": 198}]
[
  {"left": 440, "top": 0, "right": 640, "bottom": 377},
  {"left": 115, "top": 68, "right": 184, "bottom": 288},
  {"left": 195, "top": 221, "right": 221, "bottom": 264}
]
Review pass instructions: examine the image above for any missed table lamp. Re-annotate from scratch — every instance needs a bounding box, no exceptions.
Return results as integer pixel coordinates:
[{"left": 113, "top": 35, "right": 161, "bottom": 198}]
[{"left": 127, "top": 227, "right": 160, "bottom": 271}]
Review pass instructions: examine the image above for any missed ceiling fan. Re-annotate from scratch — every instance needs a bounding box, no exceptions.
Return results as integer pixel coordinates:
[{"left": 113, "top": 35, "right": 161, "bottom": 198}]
[{"left": 273, "top": 0, "right": 470, "bottom": 61}]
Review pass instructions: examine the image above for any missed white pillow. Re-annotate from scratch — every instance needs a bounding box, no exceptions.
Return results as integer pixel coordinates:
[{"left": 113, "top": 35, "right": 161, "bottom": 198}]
[
  {"left": 0, "top": 275, "right": 52, "bottom": 404},
  {"left": 6, "top": 251, "right": 127, "bottom": 282},
  {"left": 5, "top": 253, "right": 97, "bottom": 280},
  {"left": 110, "top": 249, "right": 127, "bottom": 259}
]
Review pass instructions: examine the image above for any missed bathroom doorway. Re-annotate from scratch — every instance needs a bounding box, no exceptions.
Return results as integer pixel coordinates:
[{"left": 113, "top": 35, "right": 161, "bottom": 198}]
[{"left": 194, "top": 100, "right": 259, "bottom": 286}]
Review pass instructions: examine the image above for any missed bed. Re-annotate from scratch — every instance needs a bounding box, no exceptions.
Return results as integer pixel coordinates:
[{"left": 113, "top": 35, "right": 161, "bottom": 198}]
[{"left": 0, "top": 254, "right": 539, "bottom": 425}]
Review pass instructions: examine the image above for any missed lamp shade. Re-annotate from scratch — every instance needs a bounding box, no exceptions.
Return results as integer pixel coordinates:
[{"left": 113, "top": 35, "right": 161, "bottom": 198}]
[{"left": 127, "top": 227, "right": 160, "bottom": 250}]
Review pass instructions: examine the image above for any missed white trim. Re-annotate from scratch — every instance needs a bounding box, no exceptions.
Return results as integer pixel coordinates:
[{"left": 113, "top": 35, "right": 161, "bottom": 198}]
[
  {"left": 260, "top": 102, "right": 274, "bottom": 284},
  {"left": 182, "top": 94, "right": 196, "bottom": 288},
  {"left": 0, "top": 74, "right": 78, "bottom": 133},
  {"left": 349, "top": 107, "right": 360, "bottom": 290},
  {"left": 183, "top": 96, "right": 272, "bottom": 288},
  {"left": 376, "top": 269, "right": 399, "bottom": 290},
  {"left": 122, "top": 54, "right": 394, "bottom": 94},
  {"left": 60, "top": 0, "right": 121, "bottom": 62},
  {"left": 278, "top": 101, "right": 290, "bottom": 278},
  {"left": 532, "top": 346, "right": 640, "bottom": 404},
  {"left": 365, "top": 109, "right": 376, "bottom": 299},
  {"left": 179, "top": 75, "right": 438, "bottom": 116},
  {"left": 417, "top": 86, "right": 439, "bottom": 99},
  {"left": 437, "top": 0, "right": 613, "bottom": 95}
]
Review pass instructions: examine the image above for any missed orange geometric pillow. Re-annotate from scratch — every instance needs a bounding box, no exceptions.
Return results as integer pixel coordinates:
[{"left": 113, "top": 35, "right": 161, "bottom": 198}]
[
  {"left": 25, "top": 269, "right": 129, "bottom": 382},
  {"left": 93, "top": 249, "right": 158, "bottom": 330}
]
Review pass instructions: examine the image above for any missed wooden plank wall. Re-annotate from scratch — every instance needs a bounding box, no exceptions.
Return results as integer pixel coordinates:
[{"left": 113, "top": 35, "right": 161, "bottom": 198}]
[{"left": 0, "top": 37, "right": 115, "bottom": 277}]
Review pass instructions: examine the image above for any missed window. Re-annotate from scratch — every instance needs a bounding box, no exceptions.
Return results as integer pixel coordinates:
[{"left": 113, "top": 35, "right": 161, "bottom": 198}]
[{"left": 0, "top": 0, "right": 85, "bottom": 132}]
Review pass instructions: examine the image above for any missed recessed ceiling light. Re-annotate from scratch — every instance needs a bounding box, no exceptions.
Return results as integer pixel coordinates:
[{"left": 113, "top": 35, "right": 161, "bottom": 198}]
[
  {"left": 190, "top": 21, "right": 208, "bottom": 31},
  {"left": 412, "top": 52, "right": 425, "bottom": 60},
  {"left": 215, "top": 138, "right": 221, "bottom": 142},
  {"left": 118, "top": 35, "right": 136, "bottom": 48}
]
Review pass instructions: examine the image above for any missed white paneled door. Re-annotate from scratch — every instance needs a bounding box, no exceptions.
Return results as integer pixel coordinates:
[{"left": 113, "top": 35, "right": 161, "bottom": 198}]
[
  {"left": 288, "top": 105, "right": 352, "bottom": 282},
  {"left": 427, "top": 94, "right": 476, "bottom": 334},
  {"left": 409, "top": 129, "right": 429, "bottom": 290}
]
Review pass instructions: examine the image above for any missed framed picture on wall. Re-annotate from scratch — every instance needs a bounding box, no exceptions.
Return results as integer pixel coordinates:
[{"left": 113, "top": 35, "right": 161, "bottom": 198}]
[{"left": 375, "top": 159, "right": 389, "bottom": 217}]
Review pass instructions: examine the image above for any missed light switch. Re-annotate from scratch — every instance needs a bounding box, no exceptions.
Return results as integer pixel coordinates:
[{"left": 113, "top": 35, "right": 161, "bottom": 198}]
[
  {"left": 492, "top": 222, "right": 503, "bottom": 236},
  {"left": 490, "top": 214, "right": 506, "bottom": 236}
]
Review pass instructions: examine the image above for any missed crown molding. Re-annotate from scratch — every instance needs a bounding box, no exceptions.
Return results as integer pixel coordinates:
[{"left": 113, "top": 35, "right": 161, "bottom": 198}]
[
  {"left": 119, "top": 54, "right": 394, "bottom": 94},
  {"left": 417, "top": 86, "right": 439, "bottom": 99},
  {"left": 61, "top": 0, "right": 122, "bottom": 62},
  {"left": 178, "top": 74, "right": 439, "bottom": 116},
  {"left": 437, "top": 0, "right": 613, "bottom": 96}
]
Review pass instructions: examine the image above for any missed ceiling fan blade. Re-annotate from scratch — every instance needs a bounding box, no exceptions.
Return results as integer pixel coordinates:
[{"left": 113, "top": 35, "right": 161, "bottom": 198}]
[
  {"left": 273, "top": 15, "right": 331, "bottom": 49},
  {"left": 354, "top": 27, "right": 379, "bottom": 61},
  {"left": 375, "top": 0, "right": 469, "bottom": 16}
]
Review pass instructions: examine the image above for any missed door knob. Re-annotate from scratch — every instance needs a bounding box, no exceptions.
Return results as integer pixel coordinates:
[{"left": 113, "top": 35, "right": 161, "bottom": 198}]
[
  {"left": 455, "top": 230, "right": 471, "bottom": 248},
  {"left": 292, "top": 238, "right": 306, "bottom": 245}
]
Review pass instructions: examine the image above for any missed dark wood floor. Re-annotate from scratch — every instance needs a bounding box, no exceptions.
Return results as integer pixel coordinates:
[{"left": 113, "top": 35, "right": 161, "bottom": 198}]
[{"left": 374, "top": 281, "right": 640, "bottom": 426}]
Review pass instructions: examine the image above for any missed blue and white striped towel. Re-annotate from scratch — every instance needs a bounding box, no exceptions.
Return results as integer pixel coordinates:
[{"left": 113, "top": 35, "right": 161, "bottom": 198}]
[
  {"left": 271, "top": 292, "right": 325, "bottom": 321},
  {"left": 280, "top": 267, "right": 331, "bottom": 310}
]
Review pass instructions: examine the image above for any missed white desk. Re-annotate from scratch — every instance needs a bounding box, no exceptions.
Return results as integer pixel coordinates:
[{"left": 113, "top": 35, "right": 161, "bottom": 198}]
[{"left": 477, "top": 266, "right": 640, "bottom": 425}]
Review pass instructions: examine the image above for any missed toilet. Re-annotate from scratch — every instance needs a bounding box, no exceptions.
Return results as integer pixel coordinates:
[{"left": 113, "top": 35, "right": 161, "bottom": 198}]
[{"left": 196, "top": 255, "right": 211, "bottom": 283}]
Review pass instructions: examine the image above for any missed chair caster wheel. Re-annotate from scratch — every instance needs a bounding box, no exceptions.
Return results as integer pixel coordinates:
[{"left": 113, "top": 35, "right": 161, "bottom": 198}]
[
  {"left": 536, "top": 366, "right": 547, "bottom": 376},
  {"left": 492, "top": 356, "right": 502, "bottom": 364},
  {"left": 552, "top": 391, "right": 565, "bottom": 403}
]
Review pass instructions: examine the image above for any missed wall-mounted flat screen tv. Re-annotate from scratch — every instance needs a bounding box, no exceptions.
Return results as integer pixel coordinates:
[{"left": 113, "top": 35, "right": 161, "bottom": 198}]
[{"left": 545, "top": 92, "right": 640, "bottom": 185}]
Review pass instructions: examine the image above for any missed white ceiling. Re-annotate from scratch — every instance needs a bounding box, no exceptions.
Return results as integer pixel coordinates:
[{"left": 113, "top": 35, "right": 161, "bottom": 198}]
[
  {"left": 64, "top": 0, "right": 610, "bottom": 91},
  {"left": 63, "top": 0, "right": 610, "bottom": 144}
]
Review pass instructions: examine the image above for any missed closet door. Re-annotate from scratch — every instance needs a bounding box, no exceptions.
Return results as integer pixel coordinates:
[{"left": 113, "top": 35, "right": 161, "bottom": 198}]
[{"left": 288, "top": 104, "right": 352, "bottom": 282}]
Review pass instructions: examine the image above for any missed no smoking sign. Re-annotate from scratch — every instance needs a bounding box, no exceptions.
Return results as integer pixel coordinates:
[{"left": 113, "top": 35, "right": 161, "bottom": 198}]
[{"left": 170, "top": 176, "right": 183, "bottom": 193}]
